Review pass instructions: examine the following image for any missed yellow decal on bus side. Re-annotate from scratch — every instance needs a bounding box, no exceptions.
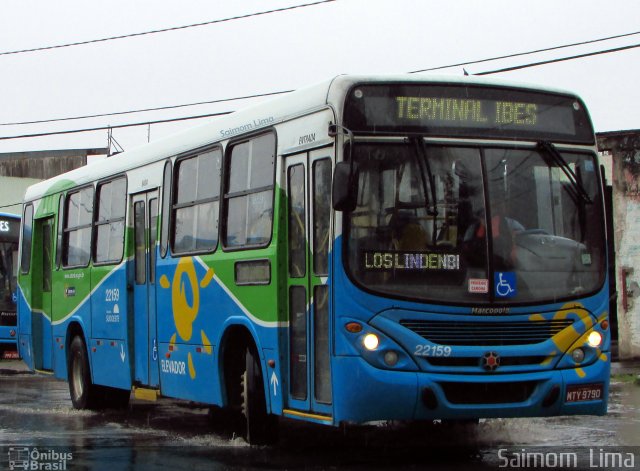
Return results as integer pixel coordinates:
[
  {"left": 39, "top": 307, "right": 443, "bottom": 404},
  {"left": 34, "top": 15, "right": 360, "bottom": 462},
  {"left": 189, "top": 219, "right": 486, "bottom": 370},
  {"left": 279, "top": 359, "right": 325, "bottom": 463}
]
[{"left": 160, "top": 257, "right": 215, "bottom": 380}]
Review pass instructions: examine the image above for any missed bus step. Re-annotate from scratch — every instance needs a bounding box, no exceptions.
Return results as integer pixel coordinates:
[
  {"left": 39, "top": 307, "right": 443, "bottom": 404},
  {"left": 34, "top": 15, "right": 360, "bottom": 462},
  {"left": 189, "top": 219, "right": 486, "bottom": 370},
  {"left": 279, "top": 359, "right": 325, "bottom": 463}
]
[
  {"left": 34, "top": 369, "right": 54, "bottom": 375},
  {"left": 133, "top": 387, "right": 160, "bottom": 402},
  {"left": 282, "top": 409, "right": 333, "bottom": 424}
]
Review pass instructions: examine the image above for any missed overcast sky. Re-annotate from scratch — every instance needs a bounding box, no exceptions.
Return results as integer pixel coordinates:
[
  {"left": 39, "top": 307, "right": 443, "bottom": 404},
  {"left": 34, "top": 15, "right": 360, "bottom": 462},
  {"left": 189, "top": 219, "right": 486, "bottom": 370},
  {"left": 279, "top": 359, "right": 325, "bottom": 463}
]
[{"left": 0, "top": 0, "right": 638, "bottom": 155}]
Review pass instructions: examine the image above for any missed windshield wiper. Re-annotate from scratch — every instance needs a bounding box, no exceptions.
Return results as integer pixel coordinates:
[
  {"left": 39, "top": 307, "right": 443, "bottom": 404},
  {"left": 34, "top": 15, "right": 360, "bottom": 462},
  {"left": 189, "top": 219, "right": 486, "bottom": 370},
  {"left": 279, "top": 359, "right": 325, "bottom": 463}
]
[
  {"left": 411, "top": 137, "right": 438, "bottom": 217},
  {"left": 410, "top": 137, "right": 439, "bottom": 244},
  {"left": 537, "top": 141, "right": 593, "bottom": 205}
]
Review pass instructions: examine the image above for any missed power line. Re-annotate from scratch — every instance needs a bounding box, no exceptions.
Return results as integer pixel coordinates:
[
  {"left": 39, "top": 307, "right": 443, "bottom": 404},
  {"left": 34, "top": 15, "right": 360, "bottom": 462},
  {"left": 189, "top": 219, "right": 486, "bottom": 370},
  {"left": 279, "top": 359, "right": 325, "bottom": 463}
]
[
  {"left": 2, "top": 30, "right": 637, "bottom": 128},
  {"left": 0, "top": 90, "right": 293, "bottom": 126},
  {"left": 0, "top": 202, "right": 22, "bottom": 210},
  {"left": 0, "top": 0, "right": 336, "bottom": 57},
  {"left": 1, "top": 38, "right": 638, "bottom": 142},
  {"left": 475, "top": 42, "right": 640, "bottom": 75},
  {"left": 408, "top": 30, "right": 640, "bottom": 74},
  {"left": 0, "top": 111, "right": 232, "bottom": 141}
]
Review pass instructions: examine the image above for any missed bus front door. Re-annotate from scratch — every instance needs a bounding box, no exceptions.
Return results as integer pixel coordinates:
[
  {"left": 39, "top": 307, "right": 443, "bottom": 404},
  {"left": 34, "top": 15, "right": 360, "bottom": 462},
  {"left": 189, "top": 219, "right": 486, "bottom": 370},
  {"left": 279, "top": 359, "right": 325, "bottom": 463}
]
[
  {"left": 284, "top": 150, "right": 333, "bottom": 418},
  {"left": 32, "top": 217, "right": 54, "bottom": 371},
  {"left": 132, "top": 191, "right": 160, "bottom": 388}
]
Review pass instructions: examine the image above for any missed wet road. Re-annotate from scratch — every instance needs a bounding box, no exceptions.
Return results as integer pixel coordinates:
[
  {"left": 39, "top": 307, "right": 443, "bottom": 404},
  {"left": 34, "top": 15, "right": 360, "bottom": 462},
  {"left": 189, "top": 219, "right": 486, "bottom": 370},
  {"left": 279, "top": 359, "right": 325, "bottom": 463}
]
[{"left": 0, "top": 361, "right": 638, "bottom": 470}]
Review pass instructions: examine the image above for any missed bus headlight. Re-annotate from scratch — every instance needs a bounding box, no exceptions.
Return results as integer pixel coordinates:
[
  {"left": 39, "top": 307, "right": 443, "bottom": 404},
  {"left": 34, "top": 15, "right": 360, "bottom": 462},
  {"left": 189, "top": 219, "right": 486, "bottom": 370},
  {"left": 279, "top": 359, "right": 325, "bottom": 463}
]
[
  {"left": 363, "top": 333, "right": 379, "bottom": 351},
  {"left": 587, "top": 331, "right": 603, "bottom": 348}
]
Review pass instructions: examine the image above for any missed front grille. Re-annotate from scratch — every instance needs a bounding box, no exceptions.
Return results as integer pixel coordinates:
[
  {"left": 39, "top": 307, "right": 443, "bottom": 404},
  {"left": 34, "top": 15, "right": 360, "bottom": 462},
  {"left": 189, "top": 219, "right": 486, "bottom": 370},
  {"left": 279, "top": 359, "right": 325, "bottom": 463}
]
[
  {"left": 427, "top": 356, "right": 548, "bottom": 368},
  {"left": 400, "top": 319, "right": 573, "bottom": 346},
  {"left": 439, "top": 381, "right": 538, "bottom": 404}
]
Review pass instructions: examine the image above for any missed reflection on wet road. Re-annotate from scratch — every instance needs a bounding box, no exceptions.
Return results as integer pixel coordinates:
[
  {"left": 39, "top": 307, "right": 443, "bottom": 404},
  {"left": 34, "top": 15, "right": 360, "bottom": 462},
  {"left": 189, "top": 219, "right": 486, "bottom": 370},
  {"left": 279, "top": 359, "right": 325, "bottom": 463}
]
[{"left": 1, "top": 365, "right": 638, "bottom": 470}]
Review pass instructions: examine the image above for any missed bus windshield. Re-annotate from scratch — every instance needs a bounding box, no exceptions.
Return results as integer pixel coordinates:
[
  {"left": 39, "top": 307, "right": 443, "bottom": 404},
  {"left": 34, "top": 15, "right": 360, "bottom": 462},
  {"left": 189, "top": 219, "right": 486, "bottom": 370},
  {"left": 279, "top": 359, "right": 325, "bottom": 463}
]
[
  {"left": 0, "top": 236, "right": 19, "bottom": 314},
  {"left": 344, "top": 142, "right": 605, "bottom": 305}
]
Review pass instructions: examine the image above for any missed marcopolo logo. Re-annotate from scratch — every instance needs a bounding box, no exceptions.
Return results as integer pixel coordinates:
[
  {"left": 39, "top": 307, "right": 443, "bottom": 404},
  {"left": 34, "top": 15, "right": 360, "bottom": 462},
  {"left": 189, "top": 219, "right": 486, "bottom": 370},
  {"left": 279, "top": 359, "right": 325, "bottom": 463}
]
[{"left": 7, "top": 447, "right": 73, "bottom": 470}]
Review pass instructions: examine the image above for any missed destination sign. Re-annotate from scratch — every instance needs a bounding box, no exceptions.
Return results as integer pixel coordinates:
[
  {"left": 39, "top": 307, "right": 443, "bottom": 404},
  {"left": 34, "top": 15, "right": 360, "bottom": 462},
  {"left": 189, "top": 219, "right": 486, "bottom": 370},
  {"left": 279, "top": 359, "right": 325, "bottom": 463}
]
[
  {"left": 0, "top": 216, "right": 19, "bottom": 241},
  {"left": 363, "top": 251, "right": 461, "bottom": 272},
  {"left": 395, "top": 96, "right": 537, "bottom": 126},
  {"left": 344, "top": 83, "right": 594, "bottom": 144}
]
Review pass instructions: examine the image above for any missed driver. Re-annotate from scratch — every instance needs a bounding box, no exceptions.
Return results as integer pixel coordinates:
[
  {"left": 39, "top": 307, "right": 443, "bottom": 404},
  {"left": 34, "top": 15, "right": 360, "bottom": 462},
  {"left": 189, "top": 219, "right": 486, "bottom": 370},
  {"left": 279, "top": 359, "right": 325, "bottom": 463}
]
[{"left": 463, "top": 203, "right": 523, "bottom": 269}]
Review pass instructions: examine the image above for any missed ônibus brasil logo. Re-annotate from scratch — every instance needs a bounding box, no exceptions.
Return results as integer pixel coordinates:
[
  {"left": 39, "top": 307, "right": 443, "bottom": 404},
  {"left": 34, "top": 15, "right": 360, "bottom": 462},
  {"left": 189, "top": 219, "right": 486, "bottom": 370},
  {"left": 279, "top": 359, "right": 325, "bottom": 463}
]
[{"left": 7, "top": 447, "right": 73, "bottom": 470}]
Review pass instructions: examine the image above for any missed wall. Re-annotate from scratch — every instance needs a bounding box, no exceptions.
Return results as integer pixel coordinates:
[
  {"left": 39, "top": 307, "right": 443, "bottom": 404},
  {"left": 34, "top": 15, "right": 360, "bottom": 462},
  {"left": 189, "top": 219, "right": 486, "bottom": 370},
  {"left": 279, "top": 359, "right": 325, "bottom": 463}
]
[
  {"left": 0, "top": 149, "right": 92, "bottom": 180},
  {"left": 0, "top": 176, "right": 41, "bottom": 215},
  {"left": 598, "top": 130, "right": 640, "bottom": 359},
  {"left": 0, "top": 147, "right": 108, "bottom": 214}
]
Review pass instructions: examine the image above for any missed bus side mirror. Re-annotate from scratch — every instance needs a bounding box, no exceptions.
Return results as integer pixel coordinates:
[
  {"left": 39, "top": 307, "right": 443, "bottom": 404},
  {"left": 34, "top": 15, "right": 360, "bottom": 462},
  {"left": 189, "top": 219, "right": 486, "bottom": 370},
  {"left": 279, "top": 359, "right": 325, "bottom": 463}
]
[{"left": 332, "top": 161, "right": 358, "bottom": 212}]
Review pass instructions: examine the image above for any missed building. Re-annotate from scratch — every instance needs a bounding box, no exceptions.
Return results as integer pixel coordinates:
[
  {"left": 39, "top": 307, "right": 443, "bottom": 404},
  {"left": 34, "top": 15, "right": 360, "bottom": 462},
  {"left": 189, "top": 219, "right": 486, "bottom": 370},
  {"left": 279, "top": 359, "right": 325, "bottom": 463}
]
[{"left": 0, "top": 148, "right": 108, "bottom": 214}]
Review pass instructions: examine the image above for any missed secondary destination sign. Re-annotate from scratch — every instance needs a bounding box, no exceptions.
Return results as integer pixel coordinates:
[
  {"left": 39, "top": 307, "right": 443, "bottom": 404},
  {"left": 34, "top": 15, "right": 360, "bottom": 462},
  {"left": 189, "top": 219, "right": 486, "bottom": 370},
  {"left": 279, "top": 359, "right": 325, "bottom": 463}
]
[
  {"left": 363, "top": 251, "right": 461, "bottom": 271},
  {"left": 343, "top": 83, "right": 594, "bottom": 144}
]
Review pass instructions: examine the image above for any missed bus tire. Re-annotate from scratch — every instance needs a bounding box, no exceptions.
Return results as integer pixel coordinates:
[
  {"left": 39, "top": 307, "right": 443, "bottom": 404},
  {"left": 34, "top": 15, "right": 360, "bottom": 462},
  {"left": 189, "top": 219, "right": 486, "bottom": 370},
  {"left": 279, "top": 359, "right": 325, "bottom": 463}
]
[
  {"left": 67, "top": 335, "right": 101, "bottom": 410},
  {"left": 240, "top": 347, "right": 278, "bottom": 445}
]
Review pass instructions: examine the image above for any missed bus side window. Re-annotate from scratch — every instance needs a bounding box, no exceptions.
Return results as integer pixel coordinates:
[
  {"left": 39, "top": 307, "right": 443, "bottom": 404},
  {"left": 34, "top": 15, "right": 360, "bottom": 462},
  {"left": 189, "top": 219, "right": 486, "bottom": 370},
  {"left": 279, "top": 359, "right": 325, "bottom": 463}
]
[
  {"left": 56, "top": 194, "right": 64, "bottom": 269},
  {"left": 94, "top": 177, "right": 126, "bottom": 264},
  {"left": 223, "top": 133, "right": 276, "bottom": 249},
  {"left": 160, "top": 161, "right": 172, "bottom": 258},
  {"left": 172, "top": 149, "right": 221, "bottom": 254},
  {"left": 20, "top": 204, "right": 33, "bottom": 274},
  {"left": 62, "top": 186, "right": 94, "bottom": 268},
  {"left": 312, "top": 159, "right": 332, "bottom": 276}
]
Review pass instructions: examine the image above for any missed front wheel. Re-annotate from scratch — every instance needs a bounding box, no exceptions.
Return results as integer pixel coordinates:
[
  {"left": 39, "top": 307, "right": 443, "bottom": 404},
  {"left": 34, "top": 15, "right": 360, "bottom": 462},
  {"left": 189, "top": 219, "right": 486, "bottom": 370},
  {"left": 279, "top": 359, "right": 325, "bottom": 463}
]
[
  {"left": 241, "top": 347, "right": 278, "bottom": 445},
  {"left": 68, "top": 335, "right": 101, "bottom": 409}
]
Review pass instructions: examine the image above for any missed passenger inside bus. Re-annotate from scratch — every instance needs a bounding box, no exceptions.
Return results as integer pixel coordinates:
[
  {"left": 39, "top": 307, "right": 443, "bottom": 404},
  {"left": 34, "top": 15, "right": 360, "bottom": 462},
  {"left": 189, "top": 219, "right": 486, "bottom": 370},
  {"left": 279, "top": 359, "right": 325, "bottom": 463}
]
[{"left": 389, "top": 210, "right": 429, "bottom": 251}]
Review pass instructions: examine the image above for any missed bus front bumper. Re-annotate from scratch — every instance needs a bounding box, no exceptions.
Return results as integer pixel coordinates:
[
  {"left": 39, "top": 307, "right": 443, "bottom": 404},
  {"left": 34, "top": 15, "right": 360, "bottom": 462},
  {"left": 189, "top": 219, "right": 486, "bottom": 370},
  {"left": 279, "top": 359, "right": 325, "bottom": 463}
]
[
  {"left": 332, "top": 355, "right": 609, "bottom": 425},
  {"left": 0, "top": 326, "right": 19, "bottom": 359}
]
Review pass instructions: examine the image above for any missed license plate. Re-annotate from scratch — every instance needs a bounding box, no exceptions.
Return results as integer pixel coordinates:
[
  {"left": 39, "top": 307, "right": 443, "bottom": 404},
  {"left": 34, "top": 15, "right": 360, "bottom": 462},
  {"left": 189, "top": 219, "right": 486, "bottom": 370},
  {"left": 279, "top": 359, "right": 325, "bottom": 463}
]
[
  {"left": 565, "top": 383, "right": 604, "bottom": 403},
  {"left": 2, "top": 350, "right": 19, "bottom": 360}
]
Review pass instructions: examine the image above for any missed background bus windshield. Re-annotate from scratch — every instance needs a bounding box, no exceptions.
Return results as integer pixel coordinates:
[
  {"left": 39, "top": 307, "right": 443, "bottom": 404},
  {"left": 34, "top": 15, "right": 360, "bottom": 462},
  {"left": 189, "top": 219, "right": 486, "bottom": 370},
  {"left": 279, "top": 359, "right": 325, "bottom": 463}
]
[
  {"left": 0, "top": 216, "right": 19, "bottom": 315},
  {"left": 344, "top": 143, "right": 605, "bottom": 305}
]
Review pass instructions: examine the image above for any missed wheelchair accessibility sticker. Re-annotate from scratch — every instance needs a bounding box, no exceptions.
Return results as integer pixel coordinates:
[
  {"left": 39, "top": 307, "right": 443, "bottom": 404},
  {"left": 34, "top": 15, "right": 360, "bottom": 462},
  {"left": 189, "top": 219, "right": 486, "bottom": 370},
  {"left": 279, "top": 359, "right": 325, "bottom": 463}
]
[{"left": 495, "top": 272, "right": 517, "bottom": 298}]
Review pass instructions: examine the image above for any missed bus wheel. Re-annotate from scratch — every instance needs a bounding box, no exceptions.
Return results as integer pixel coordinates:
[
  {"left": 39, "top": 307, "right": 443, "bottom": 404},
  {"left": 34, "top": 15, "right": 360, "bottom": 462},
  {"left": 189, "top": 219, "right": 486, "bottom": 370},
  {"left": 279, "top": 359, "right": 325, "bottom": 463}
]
[
  {"left": 68, "top": 335, "right": 101, "bottom": 410},
  {"left": 240, "top": 347, "right": 278, "bottom": 445}
]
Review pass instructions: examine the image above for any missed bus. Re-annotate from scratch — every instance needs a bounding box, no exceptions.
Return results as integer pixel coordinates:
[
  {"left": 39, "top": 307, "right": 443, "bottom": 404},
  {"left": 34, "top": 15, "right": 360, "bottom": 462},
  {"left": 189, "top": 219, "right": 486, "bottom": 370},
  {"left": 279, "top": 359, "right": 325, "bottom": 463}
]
[
  {"left": 1, "top": 212, "right": 20, "bottom": 360},
  {"left": 17, "top": 75, "right": 610, "bottom": 444}
]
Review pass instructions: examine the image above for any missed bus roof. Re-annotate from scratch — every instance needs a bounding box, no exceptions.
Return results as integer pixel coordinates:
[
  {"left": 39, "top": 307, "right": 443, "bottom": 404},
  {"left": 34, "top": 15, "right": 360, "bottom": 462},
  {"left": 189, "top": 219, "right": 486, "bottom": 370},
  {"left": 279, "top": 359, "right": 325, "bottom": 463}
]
[{"left": 23, "top": 74, "right": 586, "bottom": 202}]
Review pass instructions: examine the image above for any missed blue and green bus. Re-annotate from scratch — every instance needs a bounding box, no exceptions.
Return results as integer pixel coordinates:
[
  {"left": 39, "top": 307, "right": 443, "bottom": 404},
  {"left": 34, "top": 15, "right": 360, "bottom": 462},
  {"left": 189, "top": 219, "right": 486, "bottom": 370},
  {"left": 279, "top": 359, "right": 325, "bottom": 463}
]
[
  {"left": 18, "top": 75, "right": 610, "bottom": 444},
  {"left": 0, "top": 212, "right": 20, "bottom": 359}
]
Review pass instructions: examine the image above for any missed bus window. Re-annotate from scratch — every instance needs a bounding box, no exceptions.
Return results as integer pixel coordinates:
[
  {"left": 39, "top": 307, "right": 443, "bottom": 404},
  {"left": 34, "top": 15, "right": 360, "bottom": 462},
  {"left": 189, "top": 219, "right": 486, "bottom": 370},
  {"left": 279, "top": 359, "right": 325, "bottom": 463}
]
[
  {"left": 63, "top": 187, "right": 94, "bottom": 267},
  {"left": 149, "top": 198, "right": 158, "bottom": 283},
  {"left": 56, "top": 194, "right": 64, "bottom": 269},
  {"left": 288, "top": 164, "right": 306, "bottom": 278},
  {"left": 312, "top": 159, "right": 331, "bottom": 276},
  {"left": 95, "top": 177, "right": 126, "bottom": 264},
  {"left": 289, "top": 285, "right": 307, "bottom": 400},
  {"left": 42, "top": 223, "right": 52, "bottom": 292},
  {"left": 20, "top": 205, "right": 33, "bottom": 274},
  {"left": 172, "top": 149, "right": 220, "bottom": 254},
  {"left": 313, "top": 285, "right": 331, "bottom": 404},
  {"left": 134, "top": 201, "right": 146, "bottom": 284},
  {"left": 160, "top": 161, "right": 171, "bottom": 258},
  {"left": 223, "top": 133, "right": 275, "bottom": 249}
]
